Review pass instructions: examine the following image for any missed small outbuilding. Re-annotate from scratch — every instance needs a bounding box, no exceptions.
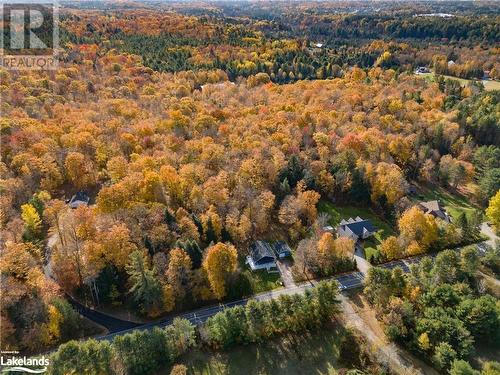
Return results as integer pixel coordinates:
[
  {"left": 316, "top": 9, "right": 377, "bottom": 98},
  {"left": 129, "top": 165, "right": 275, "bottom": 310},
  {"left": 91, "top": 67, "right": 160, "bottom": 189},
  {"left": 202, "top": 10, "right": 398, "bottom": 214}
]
[
  {"left": 322, "top": 225, "right": 334, "bottom": 233},
  {"left": 246, "top": 241, "right": 277, "bottom": 271},
  {"left": 273, "top": 241, "right": 292, "bottom": 259},
  {"left": 69, "top": 191, "right": 90, "bottom": 209}
]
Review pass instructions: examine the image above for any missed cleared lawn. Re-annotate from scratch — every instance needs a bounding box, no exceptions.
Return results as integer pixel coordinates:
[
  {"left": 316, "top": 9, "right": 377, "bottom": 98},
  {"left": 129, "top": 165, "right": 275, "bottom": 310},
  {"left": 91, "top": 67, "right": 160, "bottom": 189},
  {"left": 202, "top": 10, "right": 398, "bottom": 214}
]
[
  {"left": 237, "top": 255, "right": 281, "bottom": 295},
  {"left": 415, "top": 72, "right": 500, "bottom": 91},
  {"left": 241, "top": 268, "right": 281, "bottom": 294},
  {"left": 411, "top": 185, "right": 480, "bottom": 222},
  {"left": 175, "top": 325, "right": 350, "bottom": 375}
]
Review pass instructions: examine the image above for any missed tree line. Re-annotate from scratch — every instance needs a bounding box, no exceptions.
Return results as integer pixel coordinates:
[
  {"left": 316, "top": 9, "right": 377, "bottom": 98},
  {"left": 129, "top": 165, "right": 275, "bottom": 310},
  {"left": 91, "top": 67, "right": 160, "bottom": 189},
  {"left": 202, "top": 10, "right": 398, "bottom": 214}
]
[{"left": 48, "top": 280, "right": 340, "bottom": 375}]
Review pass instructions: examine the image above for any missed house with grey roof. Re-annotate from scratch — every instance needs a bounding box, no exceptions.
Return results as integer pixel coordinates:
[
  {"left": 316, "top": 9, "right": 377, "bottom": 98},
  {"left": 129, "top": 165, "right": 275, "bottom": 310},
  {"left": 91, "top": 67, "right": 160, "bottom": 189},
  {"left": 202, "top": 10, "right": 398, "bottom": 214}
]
[
  {"left": 69, "top": 191, "right": 90, "bottom": 209},
  {"left": 337, "top": 217, "right": 377, "bottom": 242},
  {"left": 417, "top": 200, "right": 452, "bottom": 223},
  {"left": 246, "top": 241, "right": 277, "bottom": 271},
  {"left": 272, "top": 241, "right": 292, "bottom": 259}
]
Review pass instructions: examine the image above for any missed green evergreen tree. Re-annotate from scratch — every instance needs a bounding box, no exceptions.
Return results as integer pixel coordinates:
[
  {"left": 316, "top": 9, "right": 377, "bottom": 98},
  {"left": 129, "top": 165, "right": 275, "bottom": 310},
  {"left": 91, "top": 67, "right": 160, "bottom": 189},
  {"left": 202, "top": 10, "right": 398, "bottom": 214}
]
[{"left": 126, "top": 251, "right": 163, "bottom": 314}]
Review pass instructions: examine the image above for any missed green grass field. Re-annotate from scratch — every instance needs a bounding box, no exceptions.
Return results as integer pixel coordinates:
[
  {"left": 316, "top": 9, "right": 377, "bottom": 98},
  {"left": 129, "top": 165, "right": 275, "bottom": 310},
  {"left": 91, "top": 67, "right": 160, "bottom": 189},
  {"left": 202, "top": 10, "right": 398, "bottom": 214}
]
[
  {"left": 241, "top": 268, "right": 281, "bottom": 294},
  {"left": 238, "top": 254, "right": 282, "bottom": 295},
  {"left": 318, "top": 201, "right": 396, "bottom": 260},
  {"left": 416, "top": 72, "right": 500, "bottom": 91},
  {"left": 174, "top": 325, "right": 351, "bottom": 375}
]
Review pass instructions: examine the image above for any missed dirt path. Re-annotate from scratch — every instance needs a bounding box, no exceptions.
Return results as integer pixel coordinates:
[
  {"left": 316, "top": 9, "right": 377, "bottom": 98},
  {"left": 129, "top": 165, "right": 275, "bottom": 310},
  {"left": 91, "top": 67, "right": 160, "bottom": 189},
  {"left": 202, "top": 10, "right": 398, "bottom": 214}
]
[
  {"left": 277, "top": 259, "right": 296, "bottom": 288},
  {"left": 339, "top": 294, "right": 440, "bottom": 375},
  {"left": 481, "top": 222, "right": 499, "bottom": 248},
  {"left": 354, "top": 245, "right": 371, "bottom": 276}
]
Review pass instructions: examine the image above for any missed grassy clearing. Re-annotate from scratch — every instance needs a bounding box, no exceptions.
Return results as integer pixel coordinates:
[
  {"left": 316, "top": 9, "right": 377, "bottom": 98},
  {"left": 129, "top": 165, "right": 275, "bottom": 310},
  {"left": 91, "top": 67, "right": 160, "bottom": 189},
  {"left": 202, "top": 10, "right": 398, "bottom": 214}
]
[
  {"left": 238, "top": 255, "right": 281, "bottom": 294},
  {"left": 318, "top": 200, "right": 395, "bottom": 260},
  {"left": 174, "top": 324, "right": 351, "bottom": 375},
  {"left": 411, "top": 185, "right": 481, "bottom": 222},
  {"left": 415, "top": 72, "right": 500, "bottom": 91},
  {"left": 241, "top": 268, "right": 281, "bottom": 294}
]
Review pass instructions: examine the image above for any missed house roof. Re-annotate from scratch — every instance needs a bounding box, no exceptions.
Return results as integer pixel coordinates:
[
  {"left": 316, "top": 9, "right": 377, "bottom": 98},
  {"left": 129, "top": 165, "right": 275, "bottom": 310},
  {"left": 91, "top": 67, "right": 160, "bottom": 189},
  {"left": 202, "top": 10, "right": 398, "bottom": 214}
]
[
  {"left": 250, "top": 241, "right": 275, "bottom": 261},
  {"left": 273, "top": 241, "right": 291, "bottom": 255},
  {"left": 339, "top": 217, "right": 376, "bottom": 237},
  {"left": 70, "top": 191, "right": 90, "bottom": 204},
  {"left": 418, "top": 200, "right": 442, "bottom": 213}
]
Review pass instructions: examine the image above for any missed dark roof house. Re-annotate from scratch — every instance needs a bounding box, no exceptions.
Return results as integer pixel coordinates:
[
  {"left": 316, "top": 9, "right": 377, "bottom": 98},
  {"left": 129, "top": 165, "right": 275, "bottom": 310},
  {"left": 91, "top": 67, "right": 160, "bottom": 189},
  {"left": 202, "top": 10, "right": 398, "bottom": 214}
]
[
  {"left": 337, "top": 217, "right": 377, "bottom": 241},
  {"left": 246, "top": 241, "right": 277, "bottom": 271},
  {"left": 415, "top": 67, "right": 430, "bottom": 74},
  {"left": 417, "top": 200, "right": 452, "bottom": 223},
  {"left": 273, "top": 241, "right": 292, "bottom": 258},
  {"left": 69, "top": 191, "right": 90, "bottom": 209}
]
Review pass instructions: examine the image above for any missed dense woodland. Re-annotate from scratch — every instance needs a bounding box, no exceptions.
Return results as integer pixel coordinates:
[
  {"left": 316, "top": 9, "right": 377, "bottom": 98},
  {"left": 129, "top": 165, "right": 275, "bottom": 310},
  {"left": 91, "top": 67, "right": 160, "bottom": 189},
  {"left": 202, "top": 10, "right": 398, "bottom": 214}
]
[
  {"left": 0, "top": 2, "right": 499, "bottom": 373},
  {"left": 60, "top": 9, "right": 500, "bottom": 81}
]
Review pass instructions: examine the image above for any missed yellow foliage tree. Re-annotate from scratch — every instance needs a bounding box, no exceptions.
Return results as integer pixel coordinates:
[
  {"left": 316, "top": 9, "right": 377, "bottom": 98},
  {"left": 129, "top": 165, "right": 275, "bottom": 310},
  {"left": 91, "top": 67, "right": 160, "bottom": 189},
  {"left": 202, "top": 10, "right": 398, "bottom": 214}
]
[
  {"left": 486, "top": 190, "right": 500, "bottom": 231},
  {"left": 379, "top": 236, "right": 403, "bottom": 261},
  {"left": 40, "top": 304, "right": 62, "bottom": 345},
  {"left": 418, "top": 332, "right": 431, "bottom": 351},
  {"left": 166, "top": 248, "right": 193, "bottom": 301},
  {"left": 398, "top": 206, "right": 439, "bottom": 251},
  {"left": 407, "top": 240, "right": 424, "bottom": 256},
  {"left": 21, "top": 204, "right": 42, "bottom": 237},
  {"left": 163, "top": 284, "right": 175, "bottom": 313},
  {"left": 334, "top": 237, "right": 355, "bottom": 258},
  {"left": 202, "top": 242, "right": 238, "bottom": 299}
]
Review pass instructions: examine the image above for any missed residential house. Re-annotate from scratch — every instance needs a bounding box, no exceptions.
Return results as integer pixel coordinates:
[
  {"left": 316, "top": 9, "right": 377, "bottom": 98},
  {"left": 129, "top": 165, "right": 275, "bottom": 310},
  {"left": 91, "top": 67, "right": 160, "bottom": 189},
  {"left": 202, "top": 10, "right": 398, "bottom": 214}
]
[
  {"left": 415, "top": 67, "right": 430, "bottom": 74},
  {"left": 69, "top": 191, "right": 90, "bottom": 209},
  {"left": 417, "top": 200, "right": 452, "bottom": 223},
  {"left": 246, "top": 241, "right": 277, "bottom": 271},
  {"left": 337, "top": 217, "right": 377, "bottom": 242}
]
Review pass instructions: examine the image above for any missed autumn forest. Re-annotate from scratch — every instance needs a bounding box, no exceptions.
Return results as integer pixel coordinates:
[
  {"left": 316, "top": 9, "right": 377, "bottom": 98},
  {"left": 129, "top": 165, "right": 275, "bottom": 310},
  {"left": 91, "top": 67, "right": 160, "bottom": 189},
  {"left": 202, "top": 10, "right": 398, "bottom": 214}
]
[{"left": 1, "top": 1, "right": 499, "bottom": 375}]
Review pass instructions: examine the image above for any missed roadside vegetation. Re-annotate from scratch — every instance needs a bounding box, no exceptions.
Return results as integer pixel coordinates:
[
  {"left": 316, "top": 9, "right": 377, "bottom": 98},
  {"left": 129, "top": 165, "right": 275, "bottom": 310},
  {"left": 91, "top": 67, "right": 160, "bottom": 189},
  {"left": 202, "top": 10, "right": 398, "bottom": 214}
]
[{"left": 364, "top": 248, "right": 500, "bottom": 374}]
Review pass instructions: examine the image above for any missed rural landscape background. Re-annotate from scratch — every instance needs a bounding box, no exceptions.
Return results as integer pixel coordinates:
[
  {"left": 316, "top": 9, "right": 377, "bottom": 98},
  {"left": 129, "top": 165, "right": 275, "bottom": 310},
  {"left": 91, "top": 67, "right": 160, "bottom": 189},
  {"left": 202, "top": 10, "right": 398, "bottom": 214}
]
[{"left": 0, "top": 1, "right": 499, "bottom": 374}]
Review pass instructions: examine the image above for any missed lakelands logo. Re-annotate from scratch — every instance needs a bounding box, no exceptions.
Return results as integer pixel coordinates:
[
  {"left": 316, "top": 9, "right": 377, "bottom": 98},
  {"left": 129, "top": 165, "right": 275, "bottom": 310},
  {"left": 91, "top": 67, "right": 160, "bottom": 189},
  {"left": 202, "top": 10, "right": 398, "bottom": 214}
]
[
  {"left": 0, "top": 355, "right": 49, "bottom": 373},
  {"left": 0, "top": 0, "right": 59, "bottom": 70}
]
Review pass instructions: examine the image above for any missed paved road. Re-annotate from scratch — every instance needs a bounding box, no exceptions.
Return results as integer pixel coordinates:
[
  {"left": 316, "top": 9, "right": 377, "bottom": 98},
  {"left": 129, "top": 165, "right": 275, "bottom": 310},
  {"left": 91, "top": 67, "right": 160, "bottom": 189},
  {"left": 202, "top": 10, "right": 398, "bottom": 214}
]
[
  {"left": 97, "top": 270, "right": 365, "bottom": 341},
  {"left": 379, "top": 260, "right": 410, "bottom": 273},
  {"left": 66, "top": 294, "right": 141, "bottom": 333}
]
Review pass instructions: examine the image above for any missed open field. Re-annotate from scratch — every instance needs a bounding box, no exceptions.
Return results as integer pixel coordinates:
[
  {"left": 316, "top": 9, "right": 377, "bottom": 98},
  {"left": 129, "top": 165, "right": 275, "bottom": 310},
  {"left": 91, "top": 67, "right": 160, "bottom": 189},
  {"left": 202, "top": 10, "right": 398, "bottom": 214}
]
[
  {"left": 318, "top": 201, "right": 396, "bottom": 260},
  {"left": 174, "top": 324, "right": 350, "bottom": 375},
  {"left": 416, "top": 72, "right": 500, "bottom": 91}
]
